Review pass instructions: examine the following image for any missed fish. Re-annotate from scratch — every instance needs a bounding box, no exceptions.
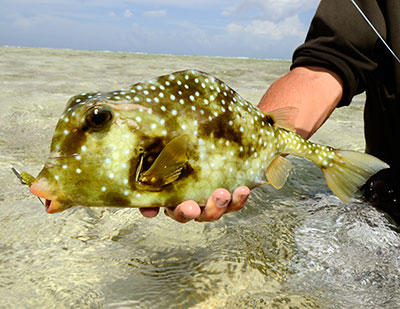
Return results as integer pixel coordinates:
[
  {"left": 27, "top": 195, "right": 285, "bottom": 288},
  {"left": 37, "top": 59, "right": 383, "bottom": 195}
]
[{"left": 22, "top": 69, "right": 388, "bottom": 213}]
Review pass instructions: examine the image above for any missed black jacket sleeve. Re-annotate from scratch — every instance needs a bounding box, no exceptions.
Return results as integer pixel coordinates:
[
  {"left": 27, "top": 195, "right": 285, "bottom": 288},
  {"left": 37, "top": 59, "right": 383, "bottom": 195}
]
[{"left": 291, "top": 0, "right": 385, "bottom": 106}]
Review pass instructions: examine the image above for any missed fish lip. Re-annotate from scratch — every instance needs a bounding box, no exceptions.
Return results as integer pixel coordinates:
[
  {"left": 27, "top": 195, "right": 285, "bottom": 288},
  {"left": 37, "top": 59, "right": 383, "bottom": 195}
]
[{"left": 30, "top": 180, "right": 64, "bottom": 213}]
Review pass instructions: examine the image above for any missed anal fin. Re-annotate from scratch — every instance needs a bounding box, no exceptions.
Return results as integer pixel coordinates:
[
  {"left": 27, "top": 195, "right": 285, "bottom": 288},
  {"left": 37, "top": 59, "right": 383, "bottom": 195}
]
[{"left": 265, "top": 155, "right": 293, "bottom": 189}]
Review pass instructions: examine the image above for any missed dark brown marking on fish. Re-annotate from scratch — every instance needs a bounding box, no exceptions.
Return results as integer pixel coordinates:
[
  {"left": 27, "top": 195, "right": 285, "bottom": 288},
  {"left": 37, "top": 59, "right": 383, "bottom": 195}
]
[
  {"left": 100, "top": 192, "right": 131, "bottom": 206},
  {"left": 199, "top": 113, "right": 243, "bottom": 145},
  {"left": 56, "top": 128, "right": 87, "bottom": 156},
  {"left": 265, "top": 114, "right": 275, "bottom": 126}
]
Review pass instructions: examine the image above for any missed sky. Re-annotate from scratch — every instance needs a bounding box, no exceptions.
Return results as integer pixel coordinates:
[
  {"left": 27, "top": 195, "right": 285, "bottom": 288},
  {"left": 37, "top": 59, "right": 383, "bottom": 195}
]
[{"left": 0, "top": 0, "right": 320, "bottom": 59}]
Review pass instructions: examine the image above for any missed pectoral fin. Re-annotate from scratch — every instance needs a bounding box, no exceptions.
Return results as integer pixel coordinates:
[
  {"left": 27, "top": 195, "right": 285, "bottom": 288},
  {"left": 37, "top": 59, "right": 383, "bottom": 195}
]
[
  {"left": 137, "top": 135, "right": 190, "bottom": 191},
  {"left": 265, "top": 155, "right": 293, "bottom": 189}
]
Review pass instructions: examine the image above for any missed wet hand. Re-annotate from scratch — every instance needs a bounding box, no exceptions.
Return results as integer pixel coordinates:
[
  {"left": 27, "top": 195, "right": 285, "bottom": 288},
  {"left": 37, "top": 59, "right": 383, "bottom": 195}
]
[{"left": 138, "top": 186, "right": 250, "bottom": 223}]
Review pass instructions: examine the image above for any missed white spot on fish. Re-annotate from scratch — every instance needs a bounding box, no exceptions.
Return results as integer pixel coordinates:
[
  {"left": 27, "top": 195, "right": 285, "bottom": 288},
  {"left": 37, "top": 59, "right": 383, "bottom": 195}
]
[
  {"left": 171, "top": 110, "right": 177, "bottom": 116},
  {"left": 76, "top": 168, "right": 82, "bottom": 174},
  {"left": 101, "top": 186, "right": 107, "bottom": 192},
  {"left": 109, "top": 173, "right": 114, "bottom": 179}
]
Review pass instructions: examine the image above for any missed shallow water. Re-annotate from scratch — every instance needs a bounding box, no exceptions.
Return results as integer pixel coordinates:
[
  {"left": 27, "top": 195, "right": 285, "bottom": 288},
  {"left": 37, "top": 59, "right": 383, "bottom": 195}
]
[{"left": 1, "top": 46, "right": 399, "bottom": 308}]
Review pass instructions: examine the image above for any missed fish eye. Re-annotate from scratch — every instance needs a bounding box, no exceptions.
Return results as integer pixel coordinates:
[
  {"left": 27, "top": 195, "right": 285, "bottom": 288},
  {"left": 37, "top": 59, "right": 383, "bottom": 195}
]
[{"left": 86, "top": 106, "right": 113, "bottom": 130}]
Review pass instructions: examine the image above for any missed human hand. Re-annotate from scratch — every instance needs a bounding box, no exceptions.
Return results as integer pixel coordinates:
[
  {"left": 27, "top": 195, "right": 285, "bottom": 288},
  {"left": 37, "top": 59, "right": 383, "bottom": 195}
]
[{"left": 139, "top": 186, "right": 250, "bottom": 223}]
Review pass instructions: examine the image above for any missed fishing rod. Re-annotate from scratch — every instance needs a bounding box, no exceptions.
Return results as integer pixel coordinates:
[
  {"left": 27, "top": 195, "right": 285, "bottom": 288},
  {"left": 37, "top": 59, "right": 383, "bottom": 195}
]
[{"left": 349, "top": 0, "right": 400, "bottom": 64}]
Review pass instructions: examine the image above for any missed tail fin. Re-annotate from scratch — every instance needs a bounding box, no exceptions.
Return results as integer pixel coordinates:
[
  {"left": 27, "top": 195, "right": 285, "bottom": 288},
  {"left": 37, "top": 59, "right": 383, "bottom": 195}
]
[{"left": 322, "top": 150, "right": 389, "bottom": 202}]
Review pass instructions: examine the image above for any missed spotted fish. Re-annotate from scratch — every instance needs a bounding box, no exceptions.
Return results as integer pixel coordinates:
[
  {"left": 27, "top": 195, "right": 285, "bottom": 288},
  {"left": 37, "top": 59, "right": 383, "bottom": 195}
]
[{"left": 23, "top": 69, "right": 388, "bottom": 213}]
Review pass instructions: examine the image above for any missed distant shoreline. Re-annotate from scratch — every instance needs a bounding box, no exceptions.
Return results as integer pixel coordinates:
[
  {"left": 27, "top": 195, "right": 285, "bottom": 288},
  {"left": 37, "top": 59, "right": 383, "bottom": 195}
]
[{"left": 0, "top": 45, "right": 291, "bottom": 62}]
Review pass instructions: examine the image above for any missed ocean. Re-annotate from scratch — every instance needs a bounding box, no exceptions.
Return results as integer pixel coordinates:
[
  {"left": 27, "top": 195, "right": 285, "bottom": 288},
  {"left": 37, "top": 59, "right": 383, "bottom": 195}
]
[{"left": 1, "top": 46, "right": 399, "bottom": 308}]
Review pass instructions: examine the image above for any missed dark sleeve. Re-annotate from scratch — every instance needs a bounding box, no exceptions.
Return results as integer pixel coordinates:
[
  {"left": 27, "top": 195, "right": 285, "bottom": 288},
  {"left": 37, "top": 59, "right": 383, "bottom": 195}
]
[{"left": 291, "top": 0, "right": 384, "bottom": 106}]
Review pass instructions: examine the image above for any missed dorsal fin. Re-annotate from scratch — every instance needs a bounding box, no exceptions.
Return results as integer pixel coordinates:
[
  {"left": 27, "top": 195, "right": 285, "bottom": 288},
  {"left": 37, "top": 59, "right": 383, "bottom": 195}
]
[{"left": 265, "top": 106, "right": 299, "bottom": 131}]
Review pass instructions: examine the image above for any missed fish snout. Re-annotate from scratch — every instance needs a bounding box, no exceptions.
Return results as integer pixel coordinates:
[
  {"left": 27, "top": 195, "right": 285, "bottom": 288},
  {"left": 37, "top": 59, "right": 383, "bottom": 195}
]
[{"left": 30, "top": 177, "right": 65, "bottom": 213}]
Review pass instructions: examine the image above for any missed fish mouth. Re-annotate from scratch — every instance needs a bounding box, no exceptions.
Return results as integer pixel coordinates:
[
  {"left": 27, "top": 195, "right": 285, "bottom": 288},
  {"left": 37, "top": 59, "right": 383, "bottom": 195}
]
[{"left": 30, "top": 179, "right": 65, "bottom": 213}]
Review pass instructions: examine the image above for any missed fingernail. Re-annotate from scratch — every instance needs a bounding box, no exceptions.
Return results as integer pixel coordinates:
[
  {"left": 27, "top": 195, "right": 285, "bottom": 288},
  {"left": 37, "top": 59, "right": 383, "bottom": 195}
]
[
  {"left": 182, "top": 212, "right": 192, "bottom": 219},
  {"left": 240, "top": 194, "right": 249, "bottom": 202},
  {"left": 214, "top": 196, "right": 229, "bottom": 208}
]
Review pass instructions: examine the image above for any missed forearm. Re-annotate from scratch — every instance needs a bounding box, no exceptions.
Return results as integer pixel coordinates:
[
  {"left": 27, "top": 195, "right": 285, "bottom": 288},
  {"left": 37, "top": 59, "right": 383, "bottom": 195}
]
[{"left": 257, "top": 66, "right": 344, "bottom": 139}]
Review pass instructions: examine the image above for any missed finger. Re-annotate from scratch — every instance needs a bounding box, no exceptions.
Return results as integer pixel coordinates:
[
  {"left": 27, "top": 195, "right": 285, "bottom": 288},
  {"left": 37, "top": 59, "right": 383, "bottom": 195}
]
[
  {"left": 196, "top": 188, "right": 231, "bottom": 222},
  {"left": 226, "top": 186, "right": 250, "bottom": 213},
  {"left": 139, "top": 207, "right": 160, "bottom": 218},
  {"left": 164, "top": 200, "right": 201, "bottom": 223}
]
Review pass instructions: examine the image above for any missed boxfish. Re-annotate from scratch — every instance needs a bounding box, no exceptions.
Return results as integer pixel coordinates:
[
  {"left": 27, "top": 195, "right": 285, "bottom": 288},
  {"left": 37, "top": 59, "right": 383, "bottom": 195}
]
[{"left": 17, "top": 70, "right": 389, "bottom": 213}]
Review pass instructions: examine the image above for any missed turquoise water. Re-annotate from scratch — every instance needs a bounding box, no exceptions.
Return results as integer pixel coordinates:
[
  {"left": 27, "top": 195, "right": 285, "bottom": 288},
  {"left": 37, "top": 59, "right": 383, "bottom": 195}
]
[{"left": 1, "top": 46, "right": 399, "bottom": 308}]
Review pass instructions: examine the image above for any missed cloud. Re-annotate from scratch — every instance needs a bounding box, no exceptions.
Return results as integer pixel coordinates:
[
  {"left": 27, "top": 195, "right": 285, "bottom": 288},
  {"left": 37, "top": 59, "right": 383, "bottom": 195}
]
[
  {"left": 226, "top": 15, "right": 306, "bottom": 40},
  {"left": 143, "top": 10, "right": 168, "bottom": 18},
  {"left": 124, "top": 9, "right": 133, "bottom": 18},
  {"left": 223, "top": 0, "right": 319, "bottom": 20}
]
